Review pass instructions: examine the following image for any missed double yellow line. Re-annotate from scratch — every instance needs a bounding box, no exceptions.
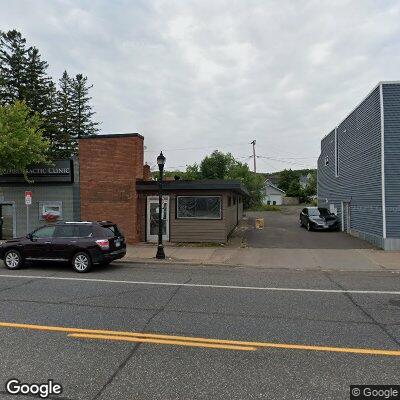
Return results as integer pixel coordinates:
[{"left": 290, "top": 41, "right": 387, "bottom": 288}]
[{"left": 1, "top": 321, "right": 400, "bottom": 356}]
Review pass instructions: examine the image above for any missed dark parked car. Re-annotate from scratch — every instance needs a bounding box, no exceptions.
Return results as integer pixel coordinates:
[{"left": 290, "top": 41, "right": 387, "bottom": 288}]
[
  {"left": 0, "top": 221, "right": 126, "bottom": 273},
  {"left": 300, "top": 207, "right": 340, "bottom": 231}
]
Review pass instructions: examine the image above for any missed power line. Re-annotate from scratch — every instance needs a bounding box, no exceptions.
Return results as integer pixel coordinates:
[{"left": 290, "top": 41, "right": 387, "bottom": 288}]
[{"left": 144, "top": 142, "right": 250, "bottom": 153}]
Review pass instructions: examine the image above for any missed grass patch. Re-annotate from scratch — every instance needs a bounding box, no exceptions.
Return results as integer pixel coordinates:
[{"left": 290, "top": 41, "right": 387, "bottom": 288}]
[{"left": 247, "top": 204, "right": 281, "bottom": 212}]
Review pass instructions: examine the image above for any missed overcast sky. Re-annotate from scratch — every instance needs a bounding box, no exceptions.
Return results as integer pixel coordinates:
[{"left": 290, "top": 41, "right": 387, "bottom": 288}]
[{"left": 1, "top": 0, "right": 400, "bottom": 172}]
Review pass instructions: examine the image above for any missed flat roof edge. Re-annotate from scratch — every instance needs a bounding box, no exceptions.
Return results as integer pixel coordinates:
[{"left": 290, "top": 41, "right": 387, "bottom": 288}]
[
  {"left": 321, "top": 81, "right": 400, "bottom": 140},
  {"left": 80, "top": 133, "right": 144, "bottom": 140}
]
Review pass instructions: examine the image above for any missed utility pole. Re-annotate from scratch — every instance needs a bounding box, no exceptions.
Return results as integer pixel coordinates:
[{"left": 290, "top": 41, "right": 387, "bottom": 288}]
[{"left": 250, "top": 140, "right": 256, "bottom": 173}]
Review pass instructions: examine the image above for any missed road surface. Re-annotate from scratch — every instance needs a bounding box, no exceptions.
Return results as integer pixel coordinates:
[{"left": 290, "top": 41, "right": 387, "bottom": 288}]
[{"left": 0, "top": 261, "right": 399, "bottom": 399}]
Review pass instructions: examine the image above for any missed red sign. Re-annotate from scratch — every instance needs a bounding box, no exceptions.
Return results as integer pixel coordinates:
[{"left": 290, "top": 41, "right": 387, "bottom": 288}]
[{"left": 25, "top": 191, "right": 32, "bottom": 205}]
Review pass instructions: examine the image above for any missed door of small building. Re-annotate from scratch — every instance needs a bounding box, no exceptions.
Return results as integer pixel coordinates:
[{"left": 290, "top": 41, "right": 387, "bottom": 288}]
[
  {"left": 342, "top": 202, "right": 351, "bottom": 233},
  {"left": 146, "top": 196, "right": 170, "bottom": 242},
  {"left": 0, "top": 203, "right": 14, "bottom": 240}
]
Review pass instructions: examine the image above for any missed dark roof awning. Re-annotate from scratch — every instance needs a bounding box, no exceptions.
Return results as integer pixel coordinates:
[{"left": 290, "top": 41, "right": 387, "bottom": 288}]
[{"left": 136, "top": 179, "right": 249, "bottom": 196}]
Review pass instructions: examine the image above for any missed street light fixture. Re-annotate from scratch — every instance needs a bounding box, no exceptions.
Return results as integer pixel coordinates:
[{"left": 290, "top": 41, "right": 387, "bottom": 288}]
[{"left": 156, "top": 151, "right": 166, "bottom": 259}]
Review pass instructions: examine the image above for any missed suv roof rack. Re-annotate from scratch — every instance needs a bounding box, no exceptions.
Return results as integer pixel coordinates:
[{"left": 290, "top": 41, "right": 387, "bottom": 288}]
[{"left": 58, "top": 221, "right": 93, "bottom": 224}]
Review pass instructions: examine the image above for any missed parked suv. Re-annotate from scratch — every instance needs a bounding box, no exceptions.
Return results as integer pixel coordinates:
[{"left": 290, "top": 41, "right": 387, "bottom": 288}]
[{"left": 0, "top": 221, "right": 126, "bottom": 273}]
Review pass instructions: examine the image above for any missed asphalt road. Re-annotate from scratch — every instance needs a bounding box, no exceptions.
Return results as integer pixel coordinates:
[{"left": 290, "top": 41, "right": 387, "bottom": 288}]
[
  {"left": 244, "top": 208, "right": 376, "bottom": 249},
  {"left": 0, "top": 261, "right": 399, "bottom": 400}
]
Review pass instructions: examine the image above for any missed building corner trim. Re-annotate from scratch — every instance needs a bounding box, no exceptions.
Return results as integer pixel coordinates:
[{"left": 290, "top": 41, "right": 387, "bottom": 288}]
[{"left": 379, "top": 84, "right": 387, "bottom": 239}]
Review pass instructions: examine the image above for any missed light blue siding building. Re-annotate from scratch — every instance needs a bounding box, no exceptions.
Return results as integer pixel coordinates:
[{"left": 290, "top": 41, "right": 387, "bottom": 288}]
[{"left": 318, "top": 82, "right": 400, "bottom": 250}]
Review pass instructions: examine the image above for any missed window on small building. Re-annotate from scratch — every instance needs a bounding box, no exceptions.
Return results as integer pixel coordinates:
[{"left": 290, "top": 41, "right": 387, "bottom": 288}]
[
  {"left": 177, "top": 196, "right": 222, "bottom": 219},
  {"left": 39, "top": 201, "right": 63, "bottom": 222}
]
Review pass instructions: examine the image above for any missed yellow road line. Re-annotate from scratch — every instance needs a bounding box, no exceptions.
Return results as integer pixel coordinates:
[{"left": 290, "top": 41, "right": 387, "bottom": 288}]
[
  {"left": 68, "top": 333, "right": 257, "bottom": 351},
  {"left": 1, "top": 321, "right": 400, "bottom": 356}
]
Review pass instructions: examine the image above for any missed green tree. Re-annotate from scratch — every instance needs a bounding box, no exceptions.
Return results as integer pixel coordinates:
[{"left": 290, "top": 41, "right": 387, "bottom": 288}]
[
  {"left": 55, "top": 71, "right": 74, "bottom": 158},
  {"left": 0, "top": 101, "right": 49, "bottom": 180},
  {"left": 278, "top": 169, "right": 298, "bottom": 192},
  {"left": 304, "top": 171, "right": 317, "bottom": 197},
  {"left": 24, "top": 47, "right": 53, "bottom": 115},
  {"left": 184, "top": 150, "right": 265, "bottom": 208},
  {"left": 200, "top": 150, "right": 235, "bottom": 179},
  {"left": 185, "top": 163, "right": 201, "bottom": 180},
  {"left": 70, "top": 73, "right": 99, "bottom": 139},
  {"left": 227, "top": 160, "right": 265, "bottom": 208},
  {"left": 0, "top": 30, "right": 28, "bottom": 105},
  {"left": 286, "top": 179, "right": 301, "bottom": 197}
]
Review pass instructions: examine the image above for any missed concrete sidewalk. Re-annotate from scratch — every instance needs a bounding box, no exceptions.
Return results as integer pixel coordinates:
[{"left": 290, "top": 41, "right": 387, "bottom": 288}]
[{"left": 121, "top": 244, "right": 400, "bottom": 272}]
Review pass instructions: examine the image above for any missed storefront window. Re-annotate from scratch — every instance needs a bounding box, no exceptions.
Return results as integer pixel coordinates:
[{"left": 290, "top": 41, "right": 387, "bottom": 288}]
[
  {"left": 39, "top": 201, "right": 63, "bottom": 222},
  {"left": 177, "top": 196, "right": 222, "bottom": 219}
]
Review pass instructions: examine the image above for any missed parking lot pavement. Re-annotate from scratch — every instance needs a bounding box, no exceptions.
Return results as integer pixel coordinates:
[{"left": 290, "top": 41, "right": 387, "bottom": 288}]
[
  {"left": 0, "top": 262, "right": 399, "bottom": 399},
  {"left": 244, "top": 208, "right": 376, "bottom": 249}
]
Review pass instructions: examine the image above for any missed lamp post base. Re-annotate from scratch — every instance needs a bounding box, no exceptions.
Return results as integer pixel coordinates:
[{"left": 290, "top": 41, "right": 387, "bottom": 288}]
[{"left": 156, "top": 244, "right": 166, "bottom": 259}]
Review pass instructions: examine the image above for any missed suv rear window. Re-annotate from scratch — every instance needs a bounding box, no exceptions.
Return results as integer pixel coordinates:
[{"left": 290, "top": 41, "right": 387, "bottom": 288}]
[
  {"left": 76, "top": 225, "right": 93, "bottom": 237},
  {"left": 100, "top": 225, "right": 121, "bottom": 238},
  {"left": 54, "top": 225, "right": 93, "bottom": 238}
]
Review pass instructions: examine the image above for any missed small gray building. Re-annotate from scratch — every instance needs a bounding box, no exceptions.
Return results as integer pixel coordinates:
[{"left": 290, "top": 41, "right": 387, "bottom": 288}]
[
  {"left": 318, "top": 81, "right": 400, "bottom": 250},
  {"left": 0, "top": 159, "right": 80, "bottom": 239}
]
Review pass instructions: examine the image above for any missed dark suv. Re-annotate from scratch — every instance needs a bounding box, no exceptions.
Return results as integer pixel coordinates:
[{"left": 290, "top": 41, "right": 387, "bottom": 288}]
[{"left": 0, "top": 221, "right": 126, "bottom": 273}]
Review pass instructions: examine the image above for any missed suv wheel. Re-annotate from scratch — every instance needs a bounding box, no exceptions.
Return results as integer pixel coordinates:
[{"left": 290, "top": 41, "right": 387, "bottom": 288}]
[
  {"left": 307, "top": 222, "right": 312, "bottom": 231},
  {"left": 72, "top": 252, "right": 91, "bottom": 273},
  {"left": 4, "top": 250, "right": 23, "bottom": 270}
]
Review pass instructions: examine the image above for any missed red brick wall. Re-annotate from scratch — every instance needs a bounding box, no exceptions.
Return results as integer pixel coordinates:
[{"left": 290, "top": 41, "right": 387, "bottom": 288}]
[
  {"left": 143, "top": 164, "right": 151, "bottom": 181},
  {"left": 79, "top": 135, "right": 144, "bottom": 243}
]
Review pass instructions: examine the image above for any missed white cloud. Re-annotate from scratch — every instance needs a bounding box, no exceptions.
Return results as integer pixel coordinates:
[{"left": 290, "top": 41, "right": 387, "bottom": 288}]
[{"left": 1, "top": 0, "right": 400, "bottom": 172}]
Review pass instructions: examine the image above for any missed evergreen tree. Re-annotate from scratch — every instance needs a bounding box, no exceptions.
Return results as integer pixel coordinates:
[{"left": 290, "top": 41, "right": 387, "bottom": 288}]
[
  {"left": 55, "top": 71, "right": 74, "bottom": 158},
  {"left": 0, "top": 30, "right": 28, "bottom": 105},
  {"left": 0, "top": 30, "right": 100, "bottom": 158},
  {"left": 70, "top": 73, "right": 99, "bottom": 138},
  {"left": 24, "top": 46, "right": 52, "bottom": 115},
  {"left": 43, "top": 80, "right": 61, "bottom": 158}
]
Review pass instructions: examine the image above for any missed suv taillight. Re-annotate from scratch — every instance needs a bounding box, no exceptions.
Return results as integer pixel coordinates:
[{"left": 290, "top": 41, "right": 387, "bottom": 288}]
[{"left": 96, "top": 239, "right": 109, "bottom": 250}]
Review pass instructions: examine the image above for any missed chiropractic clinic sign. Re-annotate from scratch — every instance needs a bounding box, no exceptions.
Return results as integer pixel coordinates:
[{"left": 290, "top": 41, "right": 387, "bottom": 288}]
[{"left": 0, "top": 159, "right": 73, "bottom": 183}]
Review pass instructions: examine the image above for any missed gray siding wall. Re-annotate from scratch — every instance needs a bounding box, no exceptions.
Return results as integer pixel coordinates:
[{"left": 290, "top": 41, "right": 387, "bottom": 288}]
[
  {"left": 318, "top": 86, "right": 383, "bottom": 239},
  {"left": 170, "top": 192, "right": 227, "bottom": 243},
  {"left": 383, "top": 83, "right": 400, "bottom": 239}
]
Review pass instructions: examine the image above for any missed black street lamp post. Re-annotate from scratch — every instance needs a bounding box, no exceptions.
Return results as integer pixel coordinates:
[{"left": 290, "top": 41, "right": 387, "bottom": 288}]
[{"left": 156, "top": 151, "right": 166, "bottom": 259}]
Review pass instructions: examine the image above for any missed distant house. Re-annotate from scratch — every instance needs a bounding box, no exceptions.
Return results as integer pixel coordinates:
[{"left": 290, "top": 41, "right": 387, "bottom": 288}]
[
  {"left": 264, "top": 181, "right": 286, "bottom": 205},
  {"left": 318, "top": 81, "right": 400, "bottom": 250},
  {"left": 299, "top": 173, "right": 312, "bottom": 189}
]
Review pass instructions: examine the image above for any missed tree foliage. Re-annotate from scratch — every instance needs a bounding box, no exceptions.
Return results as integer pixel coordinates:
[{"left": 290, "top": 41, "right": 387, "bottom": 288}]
[
  {"left": 200, "top": 151, "right": 235, "bottom": 179},
  {"left": 162, "top": 150, "right": 265, "bottom": 209},
  {"left": 0, "top": 101, "right": 49, "bottom": 180},
  {"left": 0, "top": 29, "right": 99, "bottom": 159},
  {"left": 277, "top": 168, "right": 317, "bottom": 199}
]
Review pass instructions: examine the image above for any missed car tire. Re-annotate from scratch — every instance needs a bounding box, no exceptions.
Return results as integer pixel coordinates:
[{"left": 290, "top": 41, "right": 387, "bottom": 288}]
[
  {"left": 300, "top": 219, "right": 303, "bottom": 227},
  {"left": 307, "top": 222, "right": 312, "bottom": 231},
  {"left": 72, "top": 252, "right": 92, "bottom": 273},
  {"left": 4, "top": 249, "right": 24, "bottom": 270}
]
